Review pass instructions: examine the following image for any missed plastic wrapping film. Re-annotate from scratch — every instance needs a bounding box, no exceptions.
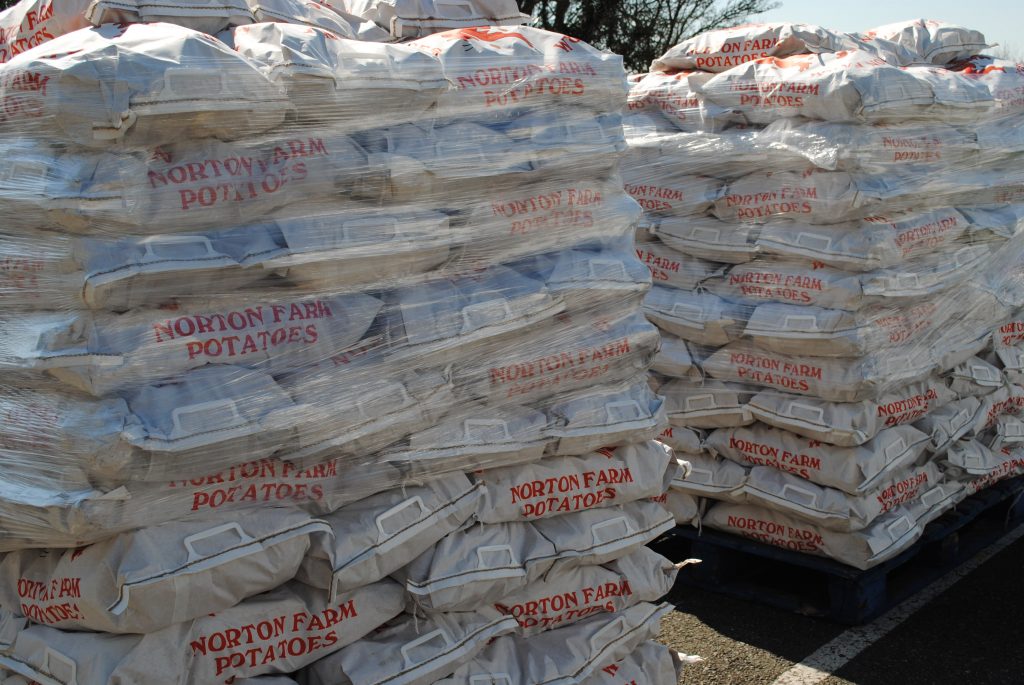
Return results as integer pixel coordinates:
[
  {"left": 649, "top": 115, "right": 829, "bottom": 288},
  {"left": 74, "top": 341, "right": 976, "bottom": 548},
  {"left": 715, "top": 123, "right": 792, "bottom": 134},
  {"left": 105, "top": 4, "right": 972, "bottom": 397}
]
[
  {"left": 0, "top": 0, "right": 529, "bottom": 60},
  {"left": 627, "top": 19, "right": 1024, "bottom": 569},
  {"left": 0, "top": 17, "right": 677, "bottom": 545},
  {"left": 0, "top": 3, "right": 697, "bottom": 683}
]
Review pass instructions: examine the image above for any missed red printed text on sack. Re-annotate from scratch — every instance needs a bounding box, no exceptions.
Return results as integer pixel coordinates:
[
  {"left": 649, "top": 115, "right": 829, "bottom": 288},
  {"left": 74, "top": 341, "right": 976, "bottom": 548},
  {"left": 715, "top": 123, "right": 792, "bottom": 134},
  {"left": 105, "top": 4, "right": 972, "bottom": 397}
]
[
  {"left": 489, "top": 337, "right": 632, "bottom": 399},
  {"left": 724, "top": 187, "right": 815, "bottom": 221},
  {"left": 450, "top": 62, "right": 597, "bottom": 108},
  {"left": 190, "top": 600, "right": 356, "bottom": 677},
  {"left": 146, "top": 138, "right": 328, "bottom": 212},
  {"left": 725, "top": 515, "right": 823, "bottom": 551},
  {"left": 689, "top": 37, "right": 780, "bottom": 70},
  {"left": 0, "top": 400, "right": 60, "bottom": 451},
  {"left": 726, "top": 436, "right": 819, "bottom": 479},
  {"left": 880, "top": 135, "right": 944, "bottom": 163},
  {"left": 999, "top": 321, "right": 1024, "bottom": 347},
  {"left": 507, "top": 467, "right": 632, "bottom": 517},
  {"left": 494, "top": 186, "right": 601, "bottom": 235},
  {"left": 167, "top": 457, "right": 339, "bottom": 512},
  {"left": 728, "top": 351, "right": 822, "bottom": 392},
  {"left": 16, "top": 576, "right": 83, "bottom": 625},
  {"left": 0, "top": 256, "right": 45, "bottom": 293},
  {"left": 0, "top": 2, "right": 56, "bottom": 63},
  {"left": 0, "top": 69, "right": 50, "bottom": 120},
  {"left": 876, "top": 470, "right": 929, "bottom": 513},
  {"left": 876, "top": 387, "right": 940, "bottom": 426},
  {"left": 636, "top": 246, "right": 682, "bottom": 283},
  {"left": 495, "top": 579, "right": 630, "bottom": 630},
  {"left": 965, "top": 456, "right": 1024, "bottom": 494},
  {"left": 727, "top": 269, "right": 823, "bottom": 304},
  {"left": 151, "top": 300, "right": 333, "bottom": 360},
  {"left": 625, "top": 184, "right": 687, "bottom": 213}
]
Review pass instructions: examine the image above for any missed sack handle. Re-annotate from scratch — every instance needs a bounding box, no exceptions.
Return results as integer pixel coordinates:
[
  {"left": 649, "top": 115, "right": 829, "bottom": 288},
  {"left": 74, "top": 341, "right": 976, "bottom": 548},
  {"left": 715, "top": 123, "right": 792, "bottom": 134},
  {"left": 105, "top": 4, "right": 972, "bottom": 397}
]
[
  {"left": 469, "top": 675, "right": 513, "bottom": 685},
  {"left": 591, "top": 516, "right": 633, "bottom": 545},
  {"left": 886, "top": 516, "right": 913, "bottom": 541},
  {"left": 883, "top": 437, "right": 907, "bottom": 460},
  {"left": 183, "top": 522, "right": 253, "bottom": 562},
  {"left": 171, "top": 399, "right": 244, "bottom": 436},
  {"left": 780, "top": 483, "right": 818, "bottom": 508},
  {"left": 376, "top": 496, "right": 426, "bottom": 541},
  {"left": 464, "top": 418, "right": 511, "bottom": 442},
  {"left": 141, "top": 235, "right": 217, "bottom": 260},
  {"left": 783, "top": 315, "right": 819, "bottom": 332},
  {"left": 461, "top": 299, "right": 514, "bottom": 332},
  {"left": 787, "top": 401, "right": 824, "bottom": 424},
  {"left": 684, "top": 393, "right": 717, "bottom": 412},
  {"left": 587, "top": 258, "right": 628, "bottom": 280},
  {"left": 606, "top": 400, "right": 644, "bottom": 422},
  {"left": 589, "top": 615, "right": 627, "bottom": 653},
  {"left": 476, "top": 544, "right": 517, "bottom": 570},
  {"left": 401, "top": 629, "right": 453, "bottom": 669},
  {"left": 42, "top": 649, "right": 76, "bottom": 685}
]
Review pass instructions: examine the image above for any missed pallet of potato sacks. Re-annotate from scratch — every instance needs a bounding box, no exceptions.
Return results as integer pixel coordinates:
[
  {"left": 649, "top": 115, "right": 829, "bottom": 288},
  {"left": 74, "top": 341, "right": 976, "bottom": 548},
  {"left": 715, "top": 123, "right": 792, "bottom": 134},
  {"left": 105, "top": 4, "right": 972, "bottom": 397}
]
[{"left": 651, "top": 476, "right": 1024, "bottom": 624}]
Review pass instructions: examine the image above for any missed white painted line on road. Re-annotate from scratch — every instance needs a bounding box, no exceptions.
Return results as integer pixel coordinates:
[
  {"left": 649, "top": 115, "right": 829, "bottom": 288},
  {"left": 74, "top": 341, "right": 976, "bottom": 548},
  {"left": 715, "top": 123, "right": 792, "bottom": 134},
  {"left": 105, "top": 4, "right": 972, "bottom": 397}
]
[{"left": 771, "top": 522, "right": 1024, "bottom": 685}]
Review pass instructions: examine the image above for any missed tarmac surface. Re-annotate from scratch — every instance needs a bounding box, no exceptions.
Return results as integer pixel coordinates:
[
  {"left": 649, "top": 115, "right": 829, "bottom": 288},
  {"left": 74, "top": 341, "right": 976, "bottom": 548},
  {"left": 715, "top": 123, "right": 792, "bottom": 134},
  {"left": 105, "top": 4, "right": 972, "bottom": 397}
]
[{"left": 657, "top": 525, "right": 1024, "bottom": 684}]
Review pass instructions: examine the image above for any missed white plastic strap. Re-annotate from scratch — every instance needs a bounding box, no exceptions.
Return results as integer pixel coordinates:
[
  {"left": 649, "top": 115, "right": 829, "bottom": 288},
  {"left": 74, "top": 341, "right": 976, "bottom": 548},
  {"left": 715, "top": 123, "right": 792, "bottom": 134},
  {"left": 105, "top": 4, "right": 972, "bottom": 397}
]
[
  {"left": 783, "top": 315, "right": 819, "bottom": 332},
  {"left": 587, "top": 258, "right": 629, "bottom": 281},
  {"left": 171, "top": 399, "right": 244, "bottom": 436},
  {"left": 476, "top": 545, "right": 516, "bottom": 570},
  {"left": 883, "top": 437, "right": 907, "bottom": 460},
  {"left": 953, "top": 408, "right": 971, "bottom": 427},
  {"left": 787, "top": 402, "right": 825, "bottom": 424},
  {"left": 401, "top": 629, "right": 453, "bottom": 669},
  {"left": 357, "top": 383, "right": 414, "bottom": 419},
  {"left": 970, "top": 364, "right": 1001, "bottom": 385},
  {"left": 464, "top": 418, "right": 511, "bottom": 442},
  {"left": 183, "top": 522, "right": 253, "bottom": 562},
  {"left": 920, "top": 486, "right": 946, "bottom": 508},
  {"left": 461, "top": 300, "right": 514, "bottom": 331},
  {"left": 338, "top": 50, "right": 397, "bottom": 76},
  {"left": 780, "top": 483, "right": 818, "bottom": 508},
  {"left": 887, "top": 516, "right": 913, "bottom": 541},
  {"left": 606, "top": 400, "right": 644, "bottom": 422},
  {"left": 1001, "top": 419, "right": 1024, "bottom": 440},
  {"left": 962, "top": 447, "right": 987, "bottom": 468},
  {"left": 688, "top": 466, "right": 713, "bottom": 484},
  {"left": 376, "top": 496, "right": 426, "bottom": 541},
  {"left": 163, "top": 67, "right": 228, "bottom": 98},
  {"left": 591, "top": 516, "right": 633, "bottom": 545},
  {"left": 1, "top": 161, "right": 49, "bottom": 184},
  {"left": 670, "top": 302, "right": 704, "bottom": 322},
  {"left": 691, "top": 227, "right": 721, "bottom": 243},
  {"left": 435, "top": 0, "right": 475, "bottom": 18},
  {"left": 342, "top": 217, "right": 400, "bottom": 242},
  {"left": 41, "top": 649, "right": 76, "bottom": 685},
  {"left": 589, "top": 615, "right": 627, "bottom": 653},
  {"left": 795, "top": 233, "right": 832, "bottom": 250},
  {"left": 684, "top": 393, "right": 717, "bottom": 412},
  {"left": 895, "top": 273, "right": 921, "bottom": 289},
  {"left": 469, "top": 676, "right": 513, "bottom": 685}
]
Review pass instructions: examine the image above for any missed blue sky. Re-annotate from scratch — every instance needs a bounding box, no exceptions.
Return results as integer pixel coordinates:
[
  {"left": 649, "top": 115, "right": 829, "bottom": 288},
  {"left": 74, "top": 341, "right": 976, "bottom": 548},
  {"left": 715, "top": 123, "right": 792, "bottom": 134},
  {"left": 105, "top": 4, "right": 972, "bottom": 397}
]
[{"left": 757, "top": 1, "right": 1021, "bottom": 57}]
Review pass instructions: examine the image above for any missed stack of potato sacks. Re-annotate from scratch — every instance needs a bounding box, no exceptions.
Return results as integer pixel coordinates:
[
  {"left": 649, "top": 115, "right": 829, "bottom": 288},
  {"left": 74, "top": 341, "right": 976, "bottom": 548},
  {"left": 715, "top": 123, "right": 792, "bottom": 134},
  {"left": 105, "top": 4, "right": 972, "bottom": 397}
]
[
  {"left": 0, "top": 3, "right": 695, "bottom": 683},
  {"left": 626, "top": 19, "right": 1024, "bottom": 570}
]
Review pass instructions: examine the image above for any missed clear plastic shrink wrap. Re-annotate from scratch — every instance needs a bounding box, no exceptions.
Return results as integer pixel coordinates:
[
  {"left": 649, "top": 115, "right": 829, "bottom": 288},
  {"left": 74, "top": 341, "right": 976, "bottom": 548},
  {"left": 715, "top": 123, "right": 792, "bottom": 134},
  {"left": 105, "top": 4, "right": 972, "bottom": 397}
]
[
  {"left": 627, "top": 19, "right": 1024, "bottom": 569},
  {"left": 0, "top": 3, "right": 690, "bottom": 683}
]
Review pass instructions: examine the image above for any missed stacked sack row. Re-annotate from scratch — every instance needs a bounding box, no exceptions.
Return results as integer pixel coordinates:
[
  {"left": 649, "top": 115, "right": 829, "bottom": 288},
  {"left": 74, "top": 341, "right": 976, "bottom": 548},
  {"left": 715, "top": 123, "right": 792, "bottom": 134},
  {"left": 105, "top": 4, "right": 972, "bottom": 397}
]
[
  {"left": 0, "top": 0, "right": 531, "bottom": 55},
  {"left": 625, "top": 19, "right": 1024, "bottom": 569},
  {"left": 0, "top": 2, "right": 695, "bottom": 683}
]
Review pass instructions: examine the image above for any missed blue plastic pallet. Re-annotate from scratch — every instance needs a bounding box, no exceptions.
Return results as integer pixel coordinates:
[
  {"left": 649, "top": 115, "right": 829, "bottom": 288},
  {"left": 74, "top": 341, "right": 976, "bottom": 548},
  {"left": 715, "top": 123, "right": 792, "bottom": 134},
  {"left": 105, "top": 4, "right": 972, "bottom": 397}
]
[{"left": 651, "top": 476, "right": 1024, "bottom": 624}]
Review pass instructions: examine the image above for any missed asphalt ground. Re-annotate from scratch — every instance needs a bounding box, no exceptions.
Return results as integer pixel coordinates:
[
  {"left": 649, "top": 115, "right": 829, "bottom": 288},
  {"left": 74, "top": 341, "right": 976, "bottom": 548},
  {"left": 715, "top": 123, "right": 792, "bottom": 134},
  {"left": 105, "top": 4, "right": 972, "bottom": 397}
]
[{"left": 657, "top": 525, "right": 1024, "bottom": 684}]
